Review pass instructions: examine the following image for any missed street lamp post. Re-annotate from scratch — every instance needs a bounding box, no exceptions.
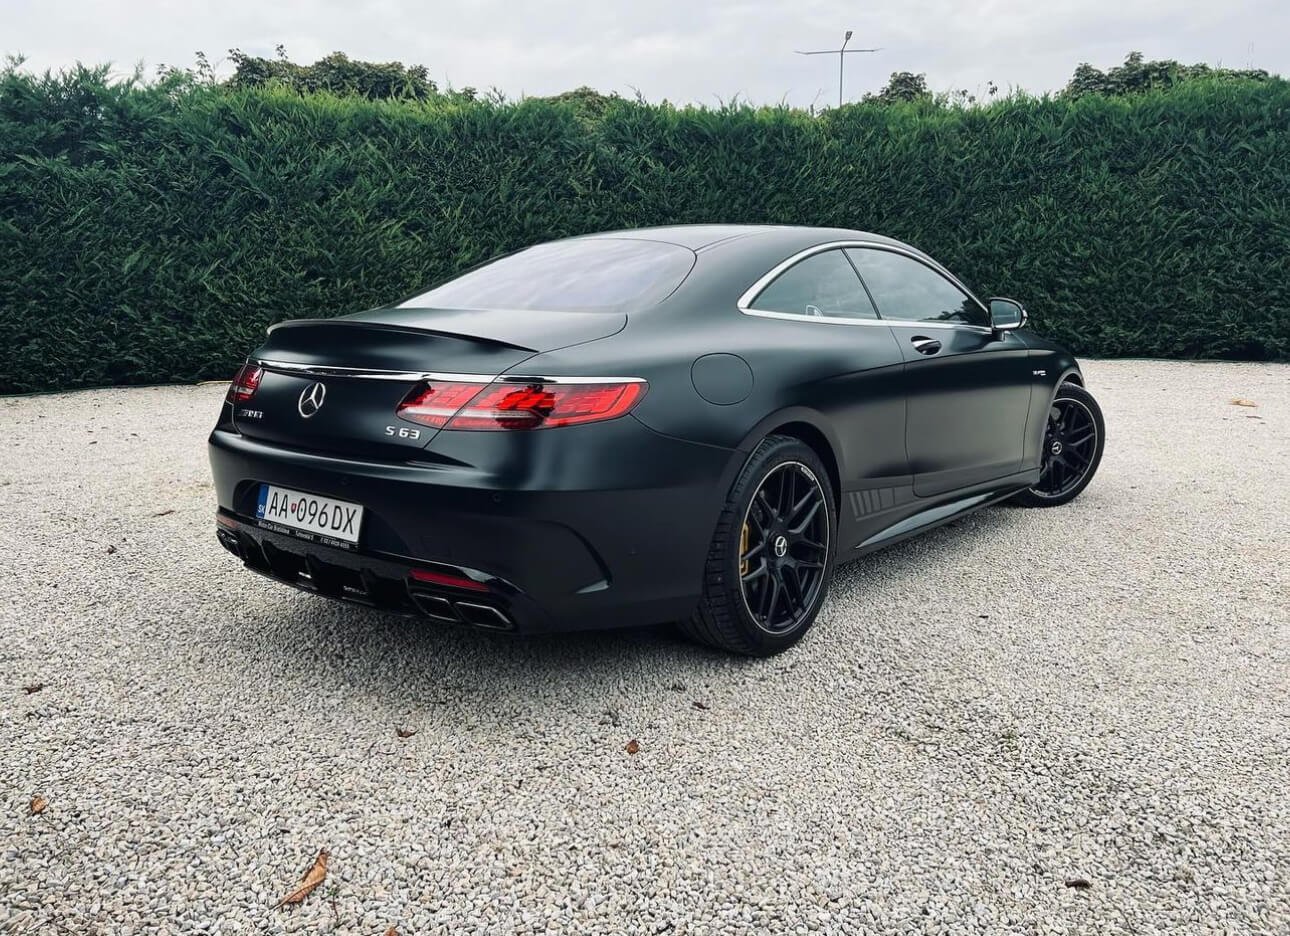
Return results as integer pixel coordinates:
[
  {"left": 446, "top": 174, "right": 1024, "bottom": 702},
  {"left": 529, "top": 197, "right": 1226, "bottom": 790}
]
[
  {"left": 796, "top": 30, "right": 882, "bottom": 108},
  {"left": 839, "top": 30, "right": 851, "bottom": 110}
]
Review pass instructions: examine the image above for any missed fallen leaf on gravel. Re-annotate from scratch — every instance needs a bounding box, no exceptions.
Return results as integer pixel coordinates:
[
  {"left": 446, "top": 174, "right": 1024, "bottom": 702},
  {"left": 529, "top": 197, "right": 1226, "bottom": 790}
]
[
  {"left": 1064, "top": 877, "right": 1092, "bottom": 889},
  {"left": 29, "top": 796, "right": 46, "bottom": 815},
  {"left": 395, "top": 727, "right": 416, "bottom": 739},
  {"left": 152, "top": 509, "right": 176, "bottom": 517},
  {"left": 625, "top": 739, "right": 640, "bottom": 755},
  {"left": 384, "top": 928, "right": 399, "bottom": 936},
  {"left": 106, "top": 544, "right": 117, "bottom": 554},
  {"left": 691, "top": 701, "right": 709, "bottom": 710},
  {"left": 1229, "top": 398, "right": 1258, "bottom": 407},
  {"left": 22, "top": 683, "right": 43, "bottom": 694},
  {"left": 668, "top": 682, "right": 685, "bottom": 692},
  {"left": 274, "top": 849, "right": 329, "bottom": 908}
]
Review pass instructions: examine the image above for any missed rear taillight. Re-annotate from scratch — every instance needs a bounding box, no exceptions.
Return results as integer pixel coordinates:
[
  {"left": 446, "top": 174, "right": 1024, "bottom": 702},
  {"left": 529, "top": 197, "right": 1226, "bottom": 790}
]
[
  {"left": 396, "top": 379, "right": 645, "bottom": 431},
  {"left": 226, "top": 365, "right": 263, "bottom": 403},
  {"left": 448, "top": 382, "right": 645, "bottom": 430},
  {"left": 394, "top": 381, "right": 490, "bottom": 428}
]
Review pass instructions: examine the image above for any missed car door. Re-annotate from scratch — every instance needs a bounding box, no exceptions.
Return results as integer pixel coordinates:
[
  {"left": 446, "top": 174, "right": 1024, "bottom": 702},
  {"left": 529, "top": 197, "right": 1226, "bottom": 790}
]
[
  {"left": 742, "top": 248, "right": 909, "bottom": 530},
  {"left": 846, "top": 246, "right": 1033, "bottom": 497}
]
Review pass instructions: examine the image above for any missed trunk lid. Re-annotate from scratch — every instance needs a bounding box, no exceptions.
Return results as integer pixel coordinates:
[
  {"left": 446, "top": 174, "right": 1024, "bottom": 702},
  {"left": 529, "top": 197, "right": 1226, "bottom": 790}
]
[{"left": 233, "top": 309, "right": 624, "bottom": 457}]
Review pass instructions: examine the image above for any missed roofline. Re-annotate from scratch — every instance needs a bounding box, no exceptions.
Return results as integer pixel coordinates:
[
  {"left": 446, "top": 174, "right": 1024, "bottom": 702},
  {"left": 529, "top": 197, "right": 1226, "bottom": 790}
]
[{"left": 576, "top": 223, "right": 917, "bottom": 254}]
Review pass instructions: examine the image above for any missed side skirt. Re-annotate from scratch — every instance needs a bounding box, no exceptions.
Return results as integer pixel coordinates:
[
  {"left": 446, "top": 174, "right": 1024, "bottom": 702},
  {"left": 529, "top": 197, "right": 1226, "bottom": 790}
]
[{"left": 840, "top": 468, "right": 1039, "bottom": 561}]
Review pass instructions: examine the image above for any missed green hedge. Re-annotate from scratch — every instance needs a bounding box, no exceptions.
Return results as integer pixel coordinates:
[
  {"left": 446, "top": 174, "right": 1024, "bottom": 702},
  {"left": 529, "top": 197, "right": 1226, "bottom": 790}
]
[{"left": 2, "top": 69, "right": 1288, "bottom": 393}]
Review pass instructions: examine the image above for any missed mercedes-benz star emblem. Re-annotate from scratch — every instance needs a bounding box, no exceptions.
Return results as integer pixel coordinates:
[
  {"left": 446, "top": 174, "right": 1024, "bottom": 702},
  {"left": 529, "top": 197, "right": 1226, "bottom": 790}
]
[
  {"left": 773, "top": 535, "right": 789, "bottom": 558},
  {"left": 298, "top": 381, "right": 327, "bottom": 418}
]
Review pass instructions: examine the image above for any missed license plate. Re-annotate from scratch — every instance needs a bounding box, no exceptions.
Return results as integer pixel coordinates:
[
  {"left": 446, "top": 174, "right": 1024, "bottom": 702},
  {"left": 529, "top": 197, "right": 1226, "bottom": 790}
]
[{"left": 256, "top": 485, "right": 363, "bottom": 545}]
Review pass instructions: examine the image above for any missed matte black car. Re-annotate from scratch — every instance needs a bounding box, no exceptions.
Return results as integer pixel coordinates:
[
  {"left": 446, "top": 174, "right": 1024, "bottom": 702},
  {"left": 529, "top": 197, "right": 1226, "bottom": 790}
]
[{"left": 209, "top": 225, "right": 1105, "bottom": 654}]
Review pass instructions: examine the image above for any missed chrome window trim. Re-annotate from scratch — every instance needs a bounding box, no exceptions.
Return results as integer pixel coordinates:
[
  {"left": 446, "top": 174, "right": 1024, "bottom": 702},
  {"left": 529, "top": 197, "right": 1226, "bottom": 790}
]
[
  {"left": 741, "top": 308, "right": 892, "bottom": 328},
  {"left": 880, "top": 319, "right": 994, "bottom": 333},
  {"left": 737, "top": 240, "right": 993, "bottom": 332},
  {"left": 253, "top": 359, "right": 644, "bottom": 384}
]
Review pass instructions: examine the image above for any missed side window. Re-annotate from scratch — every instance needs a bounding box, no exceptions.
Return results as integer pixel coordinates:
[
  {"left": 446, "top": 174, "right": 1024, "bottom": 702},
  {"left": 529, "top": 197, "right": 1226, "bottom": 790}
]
[
  {"left": 749, "top": 250, "right": 878, "bottom": 320},
  {"left": 846, "top": 248, "right": 988, "bottom": 327}
]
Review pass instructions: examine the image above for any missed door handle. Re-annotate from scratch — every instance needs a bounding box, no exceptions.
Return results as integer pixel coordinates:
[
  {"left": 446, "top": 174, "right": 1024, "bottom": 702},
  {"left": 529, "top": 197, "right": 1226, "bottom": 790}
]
[{"left": 911, "top": 336, "right": 941, "bottom": 355}]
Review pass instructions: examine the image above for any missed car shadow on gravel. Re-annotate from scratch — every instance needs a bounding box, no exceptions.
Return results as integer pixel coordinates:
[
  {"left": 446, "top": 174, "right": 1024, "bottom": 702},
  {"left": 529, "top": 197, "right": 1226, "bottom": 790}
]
[{"left": 211, "top": 505, "right": 1023, "bottom": 713}]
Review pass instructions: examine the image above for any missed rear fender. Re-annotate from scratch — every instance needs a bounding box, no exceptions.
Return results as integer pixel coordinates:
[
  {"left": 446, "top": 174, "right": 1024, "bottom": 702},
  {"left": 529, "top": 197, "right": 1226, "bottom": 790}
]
[{"left": 719, "top": 407, "right": 845, "bottom": 504}]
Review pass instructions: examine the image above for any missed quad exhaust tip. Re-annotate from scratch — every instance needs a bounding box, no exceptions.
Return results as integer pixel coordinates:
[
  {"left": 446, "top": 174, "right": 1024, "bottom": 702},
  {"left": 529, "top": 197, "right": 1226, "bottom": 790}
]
[
  {"left": 409, "top": 591, "right": 514, "bottom": 631},
  {"left": 456, "top": 601, "right": 513, "bottom": 630},
  {"left": 216, "top": 528, "right": 243, "bottom": 558}
]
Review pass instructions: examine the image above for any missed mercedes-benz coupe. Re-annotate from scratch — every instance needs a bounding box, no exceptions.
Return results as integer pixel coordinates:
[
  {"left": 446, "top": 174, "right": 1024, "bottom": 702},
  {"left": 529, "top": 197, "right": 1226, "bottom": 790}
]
[{"left": 209, "top": 225, "right": 1105, "bottom": 654}]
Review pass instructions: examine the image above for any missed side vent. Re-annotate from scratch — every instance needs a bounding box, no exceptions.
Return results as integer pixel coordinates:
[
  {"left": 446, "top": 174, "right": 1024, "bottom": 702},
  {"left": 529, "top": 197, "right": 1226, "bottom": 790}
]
[{"left": 849, "top": 487, "right": 899, "bottom": 520}]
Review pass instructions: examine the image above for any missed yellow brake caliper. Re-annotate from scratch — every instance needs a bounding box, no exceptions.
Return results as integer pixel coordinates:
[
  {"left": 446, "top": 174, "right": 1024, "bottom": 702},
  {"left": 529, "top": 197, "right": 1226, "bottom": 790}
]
[{"left": 739, "top": 521, "right": 750, "bottom": 576}]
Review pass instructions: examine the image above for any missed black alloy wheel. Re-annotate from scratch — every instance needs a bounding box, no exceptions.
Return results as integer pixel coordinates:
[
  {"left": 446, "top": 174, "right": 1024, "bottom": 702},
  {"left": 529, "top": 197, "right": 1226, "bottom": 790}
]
[
  {"left": 738, "top": 462, "right": 830, "bottom": 634},
  {"left": 683, "top": 435, "right": 837, "bottom": 655},
  {"left": 1034, "top": 399, "right": 1097, "bottom": 497},
  {"left": 1012, "top": 382, "right": 1106, "bottom": 508}
]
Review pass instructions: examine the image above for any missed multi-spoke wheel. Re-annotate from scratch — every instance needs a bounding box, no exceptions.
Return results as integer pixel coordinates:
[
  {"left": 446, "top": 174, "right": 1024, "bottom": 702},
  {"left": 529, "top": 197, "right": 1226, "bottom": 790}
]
[
  {"left": 738, "top": 462, "right": 830, "bottom": 634},
  {"left": 1012, "top": 382, "right": 1106, "bottom": 508},
  {"left": 682, "top": 435, "right": 837, "bottom": 655}
]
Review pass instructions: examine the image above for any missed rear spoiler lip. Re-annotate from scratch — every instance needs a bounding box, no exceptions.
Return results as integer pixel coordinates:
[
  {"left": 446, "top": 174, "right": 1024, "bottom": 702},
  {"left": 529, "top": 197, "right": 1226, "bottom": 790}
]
[{"left": 266, "top": 316, "right": 533, "bottom": 352}]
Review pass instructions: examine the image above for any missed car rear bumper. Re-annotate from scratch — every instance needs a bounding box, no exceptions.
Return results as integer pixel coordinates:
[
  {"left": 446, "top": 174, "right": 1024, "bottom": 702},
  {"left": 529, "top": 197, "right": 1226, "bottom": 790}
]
[{"left": 207, "top": 423, "right": 736, "bottom": 633}]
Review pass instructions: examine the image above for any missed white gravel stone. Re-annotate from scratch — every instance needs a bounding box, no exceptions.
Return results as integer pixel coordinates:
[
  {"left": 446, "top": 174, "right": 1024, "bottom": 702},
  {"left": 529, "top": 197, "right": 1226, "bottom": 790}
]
[{"left": 1, "top": 360, "right": 1287, "bottom": 934}]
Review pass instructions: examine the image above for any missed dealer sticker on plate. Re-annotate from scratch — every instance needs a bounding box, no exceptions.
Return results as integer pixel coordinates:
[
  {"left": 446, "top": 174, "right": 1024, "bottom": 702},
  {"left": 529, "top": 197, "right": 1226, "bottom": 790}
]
[{"left": 256, "top": 484, "right": 363, "bottom": 545}]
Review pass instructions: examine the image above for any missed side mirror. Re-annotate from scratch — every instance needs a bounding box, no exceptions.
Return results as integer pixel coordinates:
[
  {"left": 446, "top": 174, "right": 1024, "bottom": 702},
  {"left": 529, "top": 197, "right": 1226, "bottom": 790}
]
[{"left": 989, "top": 297, "right": 1028, "bottom": 332}]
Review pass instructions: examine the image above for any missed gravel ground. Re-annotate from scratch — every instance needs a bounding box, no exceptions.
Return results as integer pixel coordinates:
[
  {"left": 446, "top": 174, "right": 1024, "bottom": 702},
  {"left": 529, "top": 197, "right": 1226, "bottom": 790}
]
[{"left": 1, "top": 359, "right": 1287, "bottom": 935}]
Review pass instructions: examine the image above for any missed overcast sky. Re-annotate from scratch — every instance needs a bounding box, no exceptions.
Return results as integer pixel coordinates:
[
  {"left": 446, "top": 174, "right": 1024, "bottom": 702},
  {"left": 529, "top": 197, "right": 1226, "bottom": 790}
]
[{"left": 5, "top": 0, "right": 1287, "bottom": 106}]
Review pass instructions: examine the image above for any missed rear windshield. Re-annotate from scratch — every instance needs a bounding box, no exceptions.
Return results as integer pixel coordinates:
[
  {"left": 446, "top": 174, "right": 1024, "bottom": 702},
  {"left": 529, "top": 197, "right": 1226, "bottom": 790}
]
[{"left": 398, "top": 238, "right": 696, "bottom": 313}]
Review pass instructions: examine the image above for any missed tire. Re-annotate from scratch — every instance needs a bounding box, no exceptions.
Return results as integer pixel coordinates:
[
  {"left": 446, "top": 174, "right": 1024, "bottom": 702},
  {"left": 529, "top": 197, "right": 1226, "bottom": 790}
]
[
  {"left": 680, "top": 435, "right": 837, "bottom": 656},
  {"left": 1011, "top": 382, "right": 1106, "bottom": 508}
]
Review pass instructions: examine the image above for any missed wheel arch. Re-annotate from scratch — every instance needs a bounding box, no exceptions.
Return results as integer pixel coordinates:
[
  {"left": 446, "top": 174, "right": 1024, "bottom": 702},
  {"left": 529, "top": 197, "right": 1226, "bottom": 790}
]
[{"left": 727, "top": 408, "right": 843, "bottom": 511}]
